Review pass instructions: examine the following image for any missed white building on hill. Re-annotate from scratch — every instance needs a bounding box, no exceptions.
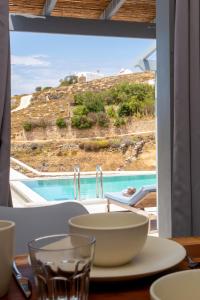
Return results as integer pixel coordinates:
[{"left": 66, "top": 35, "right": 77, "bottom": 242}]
[
  {"left": 117, "top": 68, "right": 133, "bottom": 75},
  {"left": 75, "top": 71, "right": 105, "bottom": 82}
]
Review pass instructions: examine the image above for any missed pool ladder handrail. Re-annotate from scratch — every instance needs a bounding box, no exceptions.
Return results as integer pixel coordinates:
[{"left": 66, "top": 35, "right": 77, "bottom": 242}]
[
  {"left": 96, "top": 165, "right": 103, "bottom": 198},
  {"left": 73, "top": 165, "right": 80, "bottom": 201}
]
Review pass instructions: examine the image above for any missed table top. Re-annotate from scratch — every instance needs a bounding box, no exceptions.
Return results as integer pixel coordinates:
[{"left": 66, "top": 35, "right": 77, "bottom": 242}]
[{"left": 3, "top": 237, "right": 200, "bottom": 300}]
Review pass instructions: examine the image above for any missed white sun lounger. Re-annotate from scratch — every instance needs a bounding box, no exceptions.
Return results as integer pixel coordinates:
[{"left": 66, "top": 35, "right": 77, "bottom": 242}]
[
  {"left": 105, "top": 184, "right": 156, "bottom": 213},
  {"left": 105, "top": 185, "right": 157, "bottom": 232}
]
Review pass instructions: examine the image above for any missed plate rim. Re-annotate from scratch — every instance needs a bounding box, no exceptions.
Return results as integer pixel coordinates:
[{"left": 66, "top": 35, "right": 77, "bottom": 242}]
[{"left": 90, "top": 236, "right": 186, "bottom": 282}]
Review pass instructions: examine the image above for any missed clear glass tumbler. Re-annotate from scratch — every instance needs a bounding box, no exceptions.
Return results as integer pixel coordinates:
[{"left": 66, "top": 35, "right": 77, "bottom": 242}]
[{"left": 28, "top": 234, "right": 95, "bottom": 300}]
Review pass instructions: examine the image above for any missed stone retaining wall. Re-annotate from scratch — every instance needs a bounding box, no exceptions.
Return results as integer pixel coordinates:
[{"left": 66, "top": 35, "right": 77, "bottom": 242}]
[{"left": 13, "top": 119, "right": 155, "bottom": 142}]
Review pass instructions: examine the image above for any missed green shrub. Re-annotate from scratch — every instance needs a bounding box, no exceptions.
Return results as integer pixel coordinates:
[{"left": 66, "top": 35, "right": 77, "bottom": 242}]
[
  {"left": 84, "top": 92, "right": 104, "bottom": 113},
  {"left": 104, "top": 83, "right": 131, "bottom": 105},
  {"left": 35, "top": 86, "right": 42, "bottom": 92},
  {"left": 79, "top": 140, "right": 110, "bottom": 151},
  {"left": 117, "top": 92, "right": 154, "bottom": 117},
  {"left": 127, "top": 96, "right": 140, "bottom": 114},
  {"left": 107, "top": 106, "right": 116, "bottom": 118},
  {"left": 64, "top": 75, "right": 78, "bottom": 85},
  {"left": 56, "top": 118, "right": 67, "bottom": 128},
  {"left": 118, "top": 103, "right": 132, "bottom": 117},
  {"left": 87, "top": 112, "right": 98, "bottom": 125},
  {"left": 74, "top": 92, "right": 105, "bottom": 113},
  {"left": 74, "top": 93, "right": 84, "bottom": 105},
  {"left": 59, "top": 80, "right": 70, "bottom": 87},
  {"left": 96, "top": 140, "right": 110, "bottom": 149},
  {"left": 23, "top": 122, "right": 32, "bottom": 132},
  {"left": 79, "top": 143, "right": 85, "bottom": 150},
  {"left": 73, "top": 82, "right": 155, "bottom": 120},
  {"left": 73, "top": 105, "right": 88, "bottom": 116},
  {"left": 84, "top": 142, "right": 99, "bottom": 152},
  {"left": 71, "top": 115, "right": 93, "bottom": 129},
  {"left": 97, "top": 112, "right": 109, "bottom": 127},
  {"left": 104, "top": 82, "right": 155, "bottom": 110},
  {"left": 23, "top": 119, "right": 48, "bottom": 131},
  {"left": 59, "top": 75, "right": 78, "bottom": 87},
  {"left": 43, "top": 86, "right": 52, "bottom": 91},
  {"left": 114, "top": 117, "right": 126, "bottom": 127},
  {"left": 101, "top": 90, "right": 115, "bottom": 105},
  {"left": 130, "top": 83, "right": 154, "bottom": 102},
  {"left": 142, "top": 97, "right": 155, "bottom": 115},
  {"left": 109, "top": 138, "right": 121, "bottom": 148}
]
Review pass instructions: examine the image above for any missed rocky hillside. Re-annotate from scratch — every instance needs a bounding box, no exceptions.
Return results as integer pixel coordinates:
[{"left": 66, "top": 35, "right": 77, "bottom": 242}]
[
  {"left": 11, "top": 72, "right": 155, "bottom": 140},
  {"left": 11, "top": 134, "right": 156, "bottom": 174},
  {"left": 11, "top": 72, "right": 156, "bottom": 172}
]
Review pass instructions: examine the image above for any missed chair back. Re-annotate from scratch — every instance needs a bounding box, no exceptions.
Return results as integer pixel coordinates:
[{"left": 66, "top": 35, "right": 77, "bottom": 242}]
[{"left": 0, "top": 202, "right": 88, "bottom": 254}]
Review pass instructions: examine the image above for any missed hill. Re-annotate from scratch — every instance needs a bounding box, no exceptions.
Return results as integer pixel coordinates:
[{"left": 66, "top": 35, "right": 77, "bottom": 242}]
[
  {"left": 11, "top": 72, "right": 156, "bottom": 173},
  {"left": 11, "top": 72, "right": 155, "bottom": 140}
]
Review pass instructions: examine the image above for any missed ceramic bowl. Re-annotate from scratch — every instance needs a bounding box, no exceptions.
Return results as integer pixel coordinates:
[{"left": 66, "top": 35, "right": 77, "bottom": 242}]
[
  {"left": 150, "top": 270, "right": 200, "bottom": 300},
  {"left": 68, "top": 211, "right": 148, "bottom": 267}
]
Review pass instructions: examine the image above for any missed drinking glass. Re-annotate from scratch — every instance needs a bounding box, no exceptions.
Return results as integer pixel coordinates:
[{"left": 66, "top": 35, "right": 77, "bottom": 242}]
[{"left": 28, "top": 234, "right": 95, "bottom": 300}]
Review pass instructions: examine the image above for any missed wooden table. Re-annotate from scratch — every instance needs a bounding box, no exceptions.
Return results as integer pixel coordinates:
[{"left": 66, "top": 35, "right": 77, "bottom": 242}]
[{"left": 2, "top": 237, "right": 200, "bottom": 300}]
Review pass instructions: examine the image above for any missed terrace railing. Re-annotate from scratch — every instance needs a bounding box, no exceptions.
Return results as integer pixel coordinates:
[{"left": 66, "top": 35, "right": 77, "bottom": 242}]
[
  {"left": 73, "top": 165, "right": 81, "bottom": 201},
  {"left": 96, "top": 165, "right": 103, "bottom": 198}
]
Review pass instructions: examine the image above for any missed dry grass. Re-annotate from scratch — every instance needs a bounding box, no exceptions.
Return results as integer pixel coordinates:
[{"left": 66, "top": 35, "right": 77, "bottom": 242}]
[
  {"left": 11, "top": 72, "right": 156, "bottom": 173},
  {"left": 11, "top": 72, "right": 155, "bottom": 136},
  {"left": 11, "top": 141, "right": 156, "bottom": 173}
]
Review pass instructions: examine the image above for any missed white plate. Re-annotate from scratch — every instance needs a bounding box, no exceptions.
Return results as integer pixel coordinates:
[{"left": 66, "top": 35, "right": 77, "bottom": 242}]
[{"left": 90, "top": 236, "right": 186, "bottom": 281}]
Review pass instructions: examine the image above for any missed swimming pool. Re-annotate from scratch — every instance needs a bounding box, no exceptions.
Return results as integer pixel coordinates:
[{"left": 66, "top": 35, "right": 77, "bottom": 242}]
[{"left": 22, "top": 173, "right": 156, "bottom": 201}]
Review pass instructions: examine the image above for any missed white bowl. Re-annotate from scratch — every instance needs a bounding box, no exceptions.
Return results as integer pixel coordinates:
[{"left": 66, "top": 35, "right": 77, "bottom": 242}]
[
  {"left": 150, "top": 270, "right": 200, "bottom": 300},
  {"left": 68, "top": 211, "right": 148, "bottom": 267}
]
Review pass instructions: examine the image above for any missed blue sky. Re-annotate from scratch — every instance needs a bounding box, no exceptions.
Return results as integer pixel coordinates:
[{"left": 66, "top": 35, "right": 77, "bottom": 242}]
[{"left": 10, "top": 32, "right": 156, "bottom": 95}]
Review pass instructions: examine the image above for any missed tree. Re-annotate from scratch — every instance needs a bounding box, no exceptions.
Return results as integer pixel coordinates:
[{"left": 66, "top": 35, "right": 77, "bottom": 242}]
[{"left": 35, "top": 86, "right": 42, "bottom": 92}]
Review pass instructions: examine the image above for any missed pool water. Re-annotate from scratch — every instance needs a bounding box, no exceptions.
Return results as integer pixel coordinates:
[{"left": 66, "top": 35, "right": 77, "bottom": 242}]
[{"left": 22, "top": 174, "right": 156, "bottom": 201}]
